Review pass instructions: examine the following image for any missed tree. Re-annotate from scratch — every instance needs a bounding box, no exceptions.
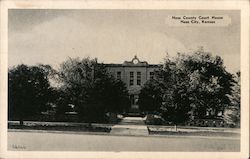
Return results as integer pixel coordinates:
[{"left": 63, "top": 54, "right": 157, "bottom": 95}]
[
  {"left": 138, "top": 54, "right": 193, "bottom": 127},
  {"left": 160, "top": 54, "right": 192, "bottom": 127},
  {"left": 8, "top": 64, "right": 54, "bottom": 125},
  {"left": 138, "top": 79, "right": 164, "bottom": 113},
  {"left": 182, "top": 51, "right": 235, "bottom": 118},
  {"left": 53, "top": 88, "right": 71, "bottom": 115},
  {"left": 57, "top": 57, "right": 95, "bottom": 120},
  {"left": 224, "top": 71, "right": 240, "bottom": 126},
  {"left": 160, "top": 50, "right": 235, "bottom": 125},
  {"left": 58, "top": 57, "right": 130, "bottom": 123},
  {"left": 79, "top": 63, "right": 130, "bottom": 122},
  {"left": 138, "top": 50, "right": 235, "bottom": 129}
]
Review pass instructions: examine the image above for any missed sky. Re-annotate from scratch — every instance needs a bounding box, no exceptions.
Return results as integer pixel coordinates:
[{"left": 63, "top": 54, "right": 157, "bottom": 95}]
[{"left": 8, "top": 9, "right": 240, "bottom": 73}]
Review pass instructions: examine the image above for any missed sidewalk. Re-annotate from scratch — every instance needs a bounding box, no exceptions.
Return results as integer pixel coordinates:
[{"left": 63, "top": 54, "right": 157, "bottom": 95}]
[{"left": 110, "top": 117, "right": 149, "bottom": 136}]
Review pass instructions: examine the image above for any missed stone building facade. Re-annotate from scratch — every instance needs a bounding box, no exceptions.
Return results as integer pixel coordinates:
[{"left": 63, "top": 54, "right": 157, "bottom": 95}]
[{"left": 106, "top": 56, "right": 162, "bottom": 110}]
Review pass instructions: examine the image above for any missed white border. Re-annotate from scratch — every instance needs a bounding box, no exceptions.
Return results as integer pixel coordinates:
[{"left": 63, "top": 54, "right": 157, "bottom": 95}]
[{"left": 0, "top": 0, "right": 249, "bottom": 159}]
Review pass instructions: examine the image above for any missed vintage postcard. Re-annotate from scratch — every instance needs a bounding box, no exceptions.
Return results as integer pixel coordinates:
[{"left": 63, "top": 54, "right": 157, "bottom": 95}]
[{"left": 0, "top": 0, "right": 249, "bottom": 159}]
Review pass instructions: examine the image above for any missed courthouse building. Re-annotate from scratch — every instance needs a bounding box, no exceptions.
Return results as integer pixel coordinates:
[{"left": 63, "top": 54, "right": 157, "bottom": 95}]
[{"left": 106, "top": 56, "right": 162, "bottom": 110}]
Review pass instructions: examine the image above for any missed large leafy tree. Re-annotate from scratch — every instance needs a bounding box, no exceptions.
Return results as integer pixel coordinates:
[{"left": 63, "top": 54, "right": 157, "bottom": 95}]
[
  {"left": 161, "top": 51, "right": 235, "bottom": 122},
  {"left": 139, "top": 50, "right": 235, "bottom": 127},
  {"left": 182, "top": 51, "right": 235, "bottom": 118},
  {"left": 58, "top": 57, "right": 130, "bottom": 123},
  {"left": 138, "top": 55, "right": 192, "bottom": 126},
  {"left": 138, "top": 79, "right": 164, "bottom": 113},
  {"left": 224, "top": 71, "right": 240, "bottom": 126},
  {"left": 57, "top": 57, "right": 94, "bottom": 117},
  {"left": 160, "top": 54, "right": 192, "bottom": 125},
  {"left": 79, "top": 63, "right": 130, "bottom": 122},
  {"left": 8, "top": 64, "right": 54, "bottom": 125}
]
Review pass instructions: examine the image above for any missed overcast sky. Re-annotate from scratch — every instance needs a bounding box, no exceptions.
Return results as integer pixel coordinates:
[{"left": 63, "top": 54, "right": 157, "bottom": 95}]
[{"left": 8, "top": 9, "right": 240, "bottom": 73}]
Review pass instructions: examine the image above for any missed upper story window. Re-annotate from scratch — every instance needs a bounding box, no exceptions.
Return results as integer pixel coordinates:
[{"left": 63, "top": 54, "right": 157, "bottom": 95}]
[
  {"left": 137, "top": 72, "right": 141, "bottom": 85},
  {"left": 116, "top": 71, "right": 121, "bottom": 80},
  {"left": 149, "top": 72, "right": 154, "bottom": 79},
  {"left": 129, "top": 72, "right": 134, "bottom": 86}
]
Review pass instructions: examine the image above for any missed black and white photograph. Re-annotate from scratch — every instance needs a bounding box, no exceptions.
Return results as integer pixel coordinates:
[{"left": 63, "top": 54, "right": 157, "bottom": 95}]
[{"left": 0, "top": 0, "right": 249, "bottom": 159}]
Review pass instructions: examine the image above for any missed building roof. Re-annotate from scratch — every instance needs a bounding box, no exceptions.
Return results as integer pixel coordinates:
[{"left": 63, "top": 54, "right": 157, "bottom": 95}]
[{"left": 105, "top": 55, "right": 163, "bottom": 68}]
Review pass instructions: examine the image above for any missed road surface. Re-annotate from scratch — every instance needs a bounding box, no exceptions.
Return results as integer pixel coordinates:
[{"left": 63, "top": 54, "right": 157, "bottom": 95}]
[{"left": 8, "top": 130, "right": 240, "bottom": 151}]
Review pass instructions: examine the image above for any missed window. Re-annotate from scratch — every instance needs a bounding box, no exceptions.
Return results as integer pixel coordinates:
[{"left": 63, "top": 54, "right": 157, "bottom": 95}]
[
  {"left": 116, "top": 71, "right": 121, "bottom": 80},
  {"left": 149, "top": 72, "right": 154, "bottom": 79},
  {"left": 129, "top": 72, "right": 134, "bottom": 86},
  {"left": 137, "top": 72, "right": 141, "bottom": 85}
]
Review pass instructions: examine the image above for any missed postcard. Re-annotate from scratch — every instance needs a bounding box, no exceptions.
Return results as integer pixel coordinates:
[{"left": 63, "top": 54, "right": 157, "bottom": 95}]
[{"left": 0, "top": 0, "right": 249, "bottom": 159}]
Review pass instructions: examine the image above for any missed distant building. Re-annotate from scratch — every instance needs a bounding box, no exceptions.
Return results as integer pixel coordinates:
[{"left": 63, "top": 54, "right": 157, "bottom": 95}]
[{"left": 106, "top": 56, "right": 162, "bottom": 110}]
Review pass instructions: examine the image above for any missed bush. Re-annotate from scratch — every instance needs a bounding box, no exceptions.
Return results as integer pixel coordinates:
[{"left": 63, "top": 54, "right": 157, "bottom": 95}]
[
  {"left": 145, "top": 114, "right": 165, "bottom": 125},
  {"left": 185, "top": 118, "right": 238, "bottom": 128}
]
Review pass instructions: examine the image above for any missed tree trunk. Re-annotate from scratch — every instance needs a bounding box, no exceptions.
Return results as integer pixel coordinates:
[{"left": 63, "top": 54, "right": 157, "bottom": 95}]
[
  {"left": 174, "top": 124, "right": 177, "bottom": 131},
  {"left": 88, "top": 122, "right": 92, "bottom": 128},
  {"left": 19, "top": 119, "right": 24, "bottom": 126}
]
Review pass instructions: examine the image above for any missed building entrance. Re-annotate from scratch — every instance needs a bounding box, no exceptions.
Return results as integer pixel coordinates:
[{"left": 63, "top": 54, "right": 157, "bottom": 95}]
[{"left": 130, "top": 94, "right": 139, "bottom": 109}]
